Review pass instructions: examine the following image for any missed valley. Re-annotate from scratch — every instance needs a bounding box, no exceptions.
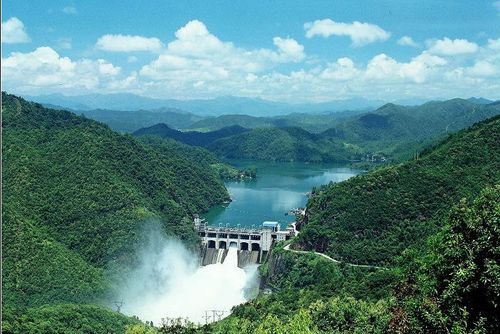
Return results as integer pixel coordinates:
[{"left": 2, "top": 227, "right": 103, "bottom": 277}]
[
  {"left": 2, "top": 3, "right": 499, "bottom": 333},
  {"left": 2, "top": 92, "right": 500, "bottom": 333}
]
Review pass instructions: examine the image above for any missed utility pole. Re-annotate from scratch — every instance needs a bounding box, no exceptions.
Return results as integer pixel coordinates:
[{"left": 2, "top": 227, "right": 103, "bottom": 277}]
[
  {"left": 204, "top": 311, "right": 211, "bottom": 325},
  {"left": 114, "top": 300, "right": 123, "bottom": 313},
  {"left": 204, "top": 310, "right": 225, "bottom": 324}
]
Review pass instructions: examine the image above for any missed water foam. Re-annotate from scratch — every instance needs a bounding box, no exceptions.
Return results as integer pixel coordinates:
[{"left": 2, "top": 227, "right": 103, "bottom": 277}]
[{"left": 116, "top": 235, "right": 254, "bottom": 325}]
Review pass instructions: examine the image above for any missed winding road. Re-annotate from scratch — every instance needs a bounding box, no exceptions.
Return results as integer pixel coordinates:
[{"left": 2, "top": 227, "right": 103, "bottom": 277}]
[{"left": 283, "top": 243, "right": 387, "bottom": 270}]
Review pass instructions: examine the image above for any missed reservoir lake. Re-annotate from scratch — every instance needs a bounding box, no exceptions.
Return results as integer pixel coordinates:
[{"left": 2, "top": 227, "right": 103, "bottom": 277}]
[{"left": 203, "top": 161, "right": 361, "bottom": 229}]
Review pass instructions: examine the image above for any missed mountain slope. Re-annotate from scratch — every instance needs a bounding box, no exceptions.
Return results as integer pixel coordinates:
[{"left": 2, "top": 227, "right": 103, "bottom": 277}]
[
  {"left": 2, "top": 92, "right": 229, "bottom": 327},
  {"left": 323, "top": 98, "right": 500, "bottom": 159},
  {"left": 208, "top": 127, "right": 361, "bottom": 162},
  {"left": 133, "top": 123, "right": 250, "bottom": 147},
  {"left": 295, "top": 115, "right": 500, "bottom": 265},
  {"left": 187, "top": 110, "right": 366, "bottom": 133},
  {"left": 195, "top": 99, "right": 500, "bottom": 163}
]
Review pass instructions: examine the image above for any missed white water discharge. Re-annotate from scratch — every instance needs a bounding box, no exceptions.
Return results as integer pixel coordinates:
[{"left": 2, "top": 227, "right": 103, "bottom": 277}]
[{"left": 116, "top": 230, "right": 257, "bottom": 325}]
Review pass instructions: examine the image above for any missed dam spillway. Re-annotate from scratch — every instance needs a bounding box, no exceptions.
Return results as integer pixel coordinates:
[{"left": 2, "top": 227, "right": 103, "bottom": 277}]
[
  {"left": 199, "top": 248, "right": 261, "bottom": 267},
  {"left": 194, "top": 216, "right": 297, "bottom": 267}
]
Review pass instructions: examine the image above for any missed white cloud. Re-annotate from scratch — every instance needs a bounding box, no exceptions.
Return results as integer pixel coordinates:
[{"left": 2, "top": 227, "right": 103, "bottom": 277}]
[
  {"left": 487, "top": 38, "right": 500, "bottom": 50},
  {"left": 320, "top": 57, "right": 358, "bottom": 80},
  {"left": 1, "top": 47, "right": 121, "bottom": 93},
  {"left": 96, "top": 34, "right": 163, "bottom": 52},
  {"left": 397, "top": 36, "right": 419, "bottom": 47},
  {"left": 304, "top": 19, "right": 390, "bottom": 46},
  {"left": 2, "top": 31, "right": 499, "bottom": 103},
  {"left": 138, "top": 20, "right": 307, "bottom": 93},
  {"left": 467, "top": 60, "right": 498, "bottom": 77},
  {"left": 273, "top": 37, "right": 305, "bottom": 62},
  {"left": 1, "top": 17, "right": 30, "bottom": 44},
  {"left": 365, "top": 52, "right": 447, "bottom": 83},
  {"left": 62, "top": 6, "right": 77, "bottom": 15},
  {"left": 427, "top": 37, "right": 478, "bottom": 55}
]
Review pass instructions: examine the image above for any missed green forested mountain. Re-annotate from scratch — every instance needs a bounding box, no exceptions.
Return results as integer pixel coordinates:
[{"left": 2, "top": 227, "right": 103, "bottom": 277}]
[
  {"left": 324, "top": 98, "right": 500, "bottom": 159},
  {"left": 209, "top": 127, "right": 362, "bottom": 162},
  {"left": 296, "top": 115, "right": 500, "bottom": 265},
  {"left": 187, "top": 110, "right": 366, "bottom": 133},
  {"left": 131, "top": 98, "right": 500, "bottom": 164},
  {"left": 202, "top": 185, "right": 499, "bottom": 334},
  {"left": 179, "top": 99, "right": 500, "bottom": 163},
  {"left": 189, "top": 114, "right": 275, "bottom": 131},
  {"left": 194, "top": 116, "right": 500, "bottom": 334},
  {"left": 133, "top": 123, "right": 250, "bottom": 147},
  {"left": 1, "top": 92, "right": 229, "bottom": 332},
  {"left": 137, "top": 135, "right": 257, "bottom": 180}
]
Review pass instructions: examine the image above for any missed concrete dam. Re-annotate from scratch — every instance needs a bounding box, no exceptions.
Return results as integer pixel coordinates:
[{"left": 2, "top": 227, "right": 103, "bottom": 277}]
[{"left": 194, "top": 215, "right": 297, "bottom": 267}]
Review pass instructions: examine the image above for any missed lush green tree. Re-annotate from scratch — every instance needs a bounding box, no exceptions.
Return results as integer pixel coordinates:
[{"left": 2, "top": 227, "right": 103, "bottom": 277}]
[{"left": 392, "top": 186, "right": 499, "bottom": 333}]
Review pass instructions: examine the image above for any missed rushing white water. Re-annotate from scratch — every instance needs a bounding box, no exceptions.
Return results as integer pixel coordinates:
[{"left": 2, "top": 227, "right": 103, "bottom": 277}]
[{"left": 115, "top": 230, "right": 257, "bottom": 325}]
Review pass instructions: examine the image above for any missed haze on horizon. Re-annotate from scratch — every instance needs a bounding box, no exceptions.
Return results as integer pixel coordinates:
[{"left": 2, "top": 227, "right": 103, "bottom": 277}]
[{"left": 2, "top": 0, "right": 500, "bottom": 104}]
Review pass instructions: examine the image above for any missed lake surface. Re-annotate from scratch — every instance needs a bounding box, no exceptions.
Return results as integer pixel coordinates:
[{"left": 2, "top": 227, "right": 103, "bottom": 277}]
[{"left": 203, "top": 161, "right": 361, "bottom": 229}]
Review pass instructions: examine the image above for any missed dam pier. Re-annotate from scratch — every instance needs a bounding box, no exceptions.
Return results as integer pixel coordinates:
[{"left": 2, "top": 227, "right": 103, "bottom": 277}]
[{"left": 194, "top": 215, "right": 297, "bottom": 267}]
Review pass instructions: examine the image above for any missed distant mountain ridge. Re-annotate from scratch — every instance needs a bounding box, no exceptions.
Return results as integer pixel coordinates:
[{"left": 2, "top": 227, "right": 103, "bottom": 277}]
[
  {"left": 81, "top": 108, "right": 203, "bottom": 133},
  {"left": 25, "top": 93, "right": 385, "bottom": 116},
  {"left": 205, "top": 98, "right": 500, "bottom": 162},
  {"left": 132, "top": 97, "right": 500, "bottom": 163},
  {"left": 133, "top": 123, "right": 250, "bottom": 147}
]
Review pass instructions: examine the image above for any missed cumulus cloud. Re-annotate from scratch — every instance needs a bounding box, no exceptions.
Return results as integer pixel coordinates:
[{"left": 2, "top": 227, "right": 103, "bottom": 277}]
[
  {"left": 138, "top": 20, "right": 306, "bottom": 95},
  {"left": 487, "top": 38, "right": 500, "bottom": 50},
  {"left": 3, "top": 26, "right": 499, "bottom": 103},
  {"left": 320, "top": 57, "right": 358, "bottom": 80},
  {"left": 467, "top": 60, "right": 498, "bottom": 77},
  {"left": 1, "top": 17, "right": 30, "bottom": 44},
  {"left": 1, "top": 47, "right": 121, "bottom": 93},
  {"left": 397, "top": 36, "right": 419, "bottom": 47},
  {"left": 427, "top": 37, "right": 478, "bottom": 55},
  {"left": 273, "top": 37, "right": 305, "bottom": 62},
  {"left": 304, "top": 19, "right": 390, "bottom": 46},
  {"left": 96, "top": 34, "right": 163, "bottom": 52},
  {"left": 366, "top": 52, "right": 447, "bottom": 83}
]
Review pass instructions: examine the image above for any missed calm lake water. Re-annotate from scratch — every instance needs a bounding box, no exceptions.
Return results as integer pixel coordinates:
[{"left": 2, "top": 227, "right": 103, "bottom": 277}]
[{"left": 203, "top": 161, "right": 361, "bottom": 229}]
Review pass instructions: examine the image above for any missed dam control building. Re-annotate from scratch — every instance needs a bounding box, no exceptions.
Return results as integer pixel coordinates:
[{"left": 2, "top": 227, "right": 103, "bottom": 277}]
[{"left": 194, "top": 215, "right": 297, "bottom": 265}]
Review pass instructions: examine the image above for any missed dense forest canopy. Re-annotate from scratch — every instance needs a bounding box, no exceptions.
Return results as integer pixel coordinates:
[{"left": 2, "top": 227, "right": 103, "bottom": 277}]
[
  {"left": 295, "top": 115, "right": 500, "bottom": 265},
  {"left": 1, "top": 92, "right": 230, "bottom": 332}
]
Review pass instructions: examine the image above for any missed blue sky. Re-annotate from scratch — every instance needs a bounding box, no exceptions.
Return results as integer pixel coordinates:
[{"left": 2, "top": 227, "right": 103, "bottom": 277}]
[{"left": 2, "top": 0, "right": 500, "bottom": 102}]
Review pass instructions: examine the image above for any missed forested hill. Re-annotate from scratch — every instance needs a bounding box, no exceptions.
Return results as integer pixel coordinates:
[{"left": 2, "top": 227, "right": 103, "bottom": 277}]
[
  {"left": 133, "top": 122, "right": 249, "bottom": 147},
  {"left": 186, "top": 98, "right": 499, "bottom": 136},
  {"left": 178, "top": 98, "right": 500, "bottom": 163},
  {"left": 295, "top": 115, "right": 500, "bottom": 265},
  {"left": 208, "top": 127, "right": 361, "bottom": 162},
  {"left": 324, "top": 98, "right": 500, "bottom": 146},
  {"left": 1, "top": 92, "right": 229, "bottom": 331}
]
